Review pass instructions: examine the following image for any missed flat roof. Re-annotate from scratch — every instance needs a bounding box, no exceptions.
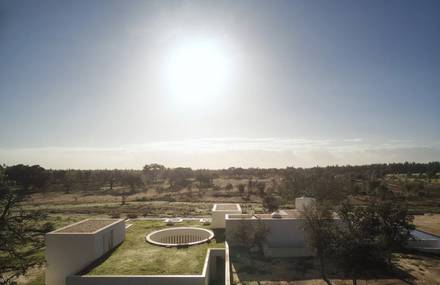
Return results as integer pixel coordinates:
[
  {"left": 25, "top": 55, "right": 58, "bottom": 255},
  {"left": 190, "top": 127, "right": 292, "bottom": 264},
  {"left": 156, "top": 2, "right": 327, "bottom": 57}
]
[
  {"left": 54, "top": 219, "right": 120, "bottom": 233},
  {"left": 256, "top": 210, "right": 302, "bottom": 219},
  {"left": 84, "top": 220, "right": 225, "bottom": 275},
  {"left": 227, "top": 210, "right": 339, "bottom": 220},
  {"left": 213, "top": 204, "right": 241, "bottom": 211}
]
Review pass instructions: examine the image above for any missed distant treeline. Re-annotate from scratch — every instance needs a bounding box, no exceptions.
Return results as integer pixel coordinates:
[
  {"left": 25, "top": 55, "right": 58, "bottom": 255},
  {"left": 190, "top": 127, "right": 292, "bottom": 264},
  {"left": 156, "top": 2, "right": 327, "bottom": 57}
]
[{"left": 1, "top": 162, "right": 439, "bottom": 199}]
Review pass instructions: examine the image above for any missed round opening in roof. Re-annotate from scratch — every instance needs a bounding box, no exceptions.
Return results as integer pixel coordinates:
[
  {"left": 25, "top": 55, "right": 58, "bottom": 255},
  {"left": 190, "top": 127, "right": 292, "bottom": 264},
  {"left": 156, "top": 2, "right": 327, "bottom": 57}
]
[{"left": 146, "top": 227, "right": 214, "bottom": 247}]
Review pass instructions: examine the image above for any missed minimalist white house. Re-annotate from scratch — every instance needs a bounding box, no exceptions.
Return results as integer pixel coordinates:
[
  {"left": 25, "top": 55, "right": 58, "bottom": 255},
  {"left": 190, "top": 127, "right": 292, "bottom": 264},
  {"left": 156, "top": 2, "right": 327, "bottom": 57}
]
[
  {"left": 294, "top": 196, "right": 316, "bottom": 211},
  {"left": 225, "top": 210, "right": 311, "bottom": 257},
  {"left": 45, "top": 197, "right": 440, "bottom": 285},
  {"left": 45, "top": 219, "right": 125, "bottom": 285},
  {"left": 211, "top": 204, "right": 242, "bottom": 229},
  {"left": 224, "top": 197, "right": 317, "bottom": 257}
]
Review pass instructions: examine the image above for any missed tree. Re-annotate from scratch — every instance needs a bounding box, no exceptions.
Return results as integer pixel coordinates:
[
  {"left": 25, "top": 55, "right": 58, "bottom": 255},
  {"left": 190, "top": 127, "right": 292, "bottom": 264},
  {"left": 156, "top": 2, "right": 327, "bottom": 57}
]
[
  {"left": 195, "top": 172, "right": 213, "bottom": 188},
  {"left": 5, "top": 165, "right": 48, "bottom": 192},
  {"left": 262, "top": 194, "right": 280, "bottom": 213},
  {"left": 121, "top": 172, "right": 143, "bottom": 194},
  {"left": 59, "top": 170, "right": 75, "bottom": 194},
  {"left": 233, "top": 219, "right": 269, "bottom": 253},
  {"left": 121, "top": 192, "right": 127, "bottom": 205},
  {"left": 247, "top": 179, "right": 255, "bottom": 193},
  {"left": 142, "top": 164, "right": 166, "bottom": 184},
  {"left": 238, "top": 184, "right": 245, "bottom": 194},
  {"left": 225, "top": 183, "right": 233, "bottom": 192},
  {"left": 167, "top": 168, "right": 193, "bottom": 191},
  {"left": 334, "top": 201, "right": 381, "bottom": 285},
  {"left": 0, "top": 170, "right": 53, "bottom": 284},
  {"left": 300, "top": 201, "right": 335, "bottom": 285},
  {"left": 372, "top": 200, "right": 414, "bottom": 264},
  {"left": 334, "top": 199, "right": 414, "bottom": 285},
  {"left": 256, "top": 181, "right": 266, "bottom": 196}
]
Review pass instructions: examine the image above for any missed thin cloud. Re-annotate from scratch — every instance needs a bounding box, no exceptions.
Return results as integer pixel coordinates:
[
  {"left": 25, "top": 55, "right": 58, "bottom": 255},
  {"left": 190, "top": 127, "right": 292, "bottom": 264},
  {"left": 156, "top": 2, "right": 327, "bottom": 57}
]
[{"left": 1, "top": 138, "right": 439, "bottom": 169}]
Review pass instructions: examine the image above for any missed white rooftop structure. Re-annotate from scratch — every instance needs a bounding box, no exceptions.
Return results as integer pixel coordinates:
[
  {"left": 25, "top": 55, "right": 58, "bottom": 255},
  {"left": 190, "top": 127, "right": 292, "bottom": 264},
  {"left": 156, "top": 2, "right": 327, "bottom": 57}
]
[
  {"left": 45, "top": 219, "right": 125, "bottom": 285},
  {"left": 211, "top": 203, "right": 242, "bottom": 229},
  {"left": 294, "top": 196, "right": 316, "bottom": 211}
]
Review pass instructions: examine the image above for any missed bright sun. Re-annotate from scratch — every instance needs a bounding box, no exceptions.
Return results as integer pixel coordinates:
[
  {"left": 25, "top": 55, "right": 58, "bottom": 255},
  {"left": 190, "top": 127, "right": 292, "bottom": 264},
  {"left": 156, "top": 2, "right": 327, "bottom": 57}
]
[{"left": 163, "top": 39, "right": 233, "bottom": 107}]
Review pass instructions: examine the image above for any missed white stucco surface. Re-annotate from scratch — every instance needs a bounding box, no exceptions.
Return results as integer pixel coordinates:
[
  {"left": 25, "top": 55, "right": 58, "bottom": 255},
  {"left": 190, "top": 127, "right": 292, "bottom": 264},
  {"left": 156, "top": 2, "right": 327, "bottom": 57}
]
[
  {"left": 294, "top": 196, "right": 316, "bottom": 211},
  {"left": 211, "top": 204, "right": 242, "bottom": 229},
  {"left": 225, "top": 213, "right": 313, "bottom": 257},
  {"left": 45, "top": 219, "right": 125, "bottom": 285}
]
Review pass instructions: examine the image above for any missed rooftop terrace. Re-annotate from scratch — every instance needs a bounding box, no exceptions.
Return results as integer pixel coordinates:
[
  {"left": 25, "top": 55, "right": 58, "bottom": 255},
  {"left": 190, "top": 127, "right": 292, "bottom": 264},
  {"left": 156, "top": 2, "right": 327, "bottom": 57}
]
[
  {"left": 54, "top": 219, "right": 119, "bottom": 233},
  {"left": 84, "top": 220, "right": 224, "bottom": 276},
  {"left": 214, "top": 204, "right": 241, "bottom": 211}
]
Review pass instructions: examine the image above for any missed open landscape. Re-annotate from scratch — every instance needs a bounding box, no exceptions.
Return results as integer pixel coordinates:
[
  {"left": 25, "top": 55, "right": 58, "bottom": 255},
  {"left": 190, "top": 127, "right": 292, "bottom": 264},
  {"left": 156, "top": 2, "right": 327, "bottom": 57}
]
[
  {"left": 1, "top": 162, "right": 439, "bottom": 285},
  {"left": 2, "top": 1, "right": 440, "bottom": 285}
]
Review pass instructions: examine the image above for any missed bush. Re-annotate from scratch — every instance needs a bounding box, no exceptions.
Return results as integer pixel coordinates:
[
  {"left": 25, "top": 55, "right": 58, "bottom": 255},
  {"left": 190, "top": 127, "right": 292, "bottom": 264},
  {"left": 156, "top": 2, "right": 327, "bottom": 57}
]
[
  {"left": 127, "top": 213, "right": 138, "bottom": 219},
  {"left": 135, "top": 196, "right": 149, "bottom": 202},
  {"left": 161, "top": 194, "right": 176, "bottom": 202},
  {"left": 109, "top": 210, "right": 120, "bottom": 218}
]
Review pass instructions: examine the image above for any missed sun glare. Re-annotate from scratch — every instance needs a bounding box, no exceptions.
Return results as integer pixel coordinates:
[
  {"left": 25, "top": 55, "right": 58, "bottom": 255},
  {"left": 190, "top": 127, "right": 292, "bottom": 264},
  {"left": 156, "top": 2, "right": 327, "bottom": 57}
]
[{"left": 163, "top": 39, "right": 233, "bottom": 107}]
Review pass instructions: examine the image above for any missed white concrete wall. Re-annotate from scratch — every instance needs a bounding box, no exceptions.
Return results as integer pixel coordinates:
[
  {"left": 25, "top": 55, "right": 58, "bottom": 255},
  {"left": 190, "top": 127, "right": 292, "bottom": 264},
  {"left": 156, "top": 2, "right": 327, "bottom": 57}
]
[
  {"left": 67, "top": 275, "right": 206, "bottom": 285},
  {"left": 295, "top": 197, "right": 316, "bottom": 212},
  {"left": 225, "top": 217, "right": 313, "bottom": 257},
  {"left": 93, "top": 221, "right": 125, "bottom": 258},
  {"left": 46, "top": 220, "right": 125, "bottom": 285},
  {"left": 46, "top": 234, "right": 96, "bottom": 285},
  {"left": 211, "top": 204, "right": 242, "bottom": 229},
  {"left": 224, "top": 242, "right": 231, "bottom": 285},
  {"left": 225, "top": 217, "right": 306, "bottom": 247}
]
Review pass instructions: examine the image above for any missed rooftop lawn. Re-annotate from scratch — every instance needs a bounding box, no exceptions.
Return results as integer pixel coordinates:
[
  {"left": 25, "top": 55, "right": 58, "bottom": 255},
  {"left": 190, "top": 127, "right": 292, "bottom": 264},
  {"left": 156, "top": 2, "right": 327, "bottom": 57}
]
[{"left": 85, "top": 220, "right": 224, "bottom": 276}]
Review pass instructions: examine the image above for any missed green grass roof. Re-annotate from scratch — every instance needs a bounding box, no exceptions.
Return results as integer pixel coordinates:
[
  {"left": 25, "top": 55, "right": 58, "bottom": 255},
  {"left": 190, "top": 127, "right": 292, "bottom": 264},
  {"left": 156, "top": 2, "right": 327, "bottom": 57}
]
[{"left": 85, "top": 220, "right": 224, "bottom": 275}]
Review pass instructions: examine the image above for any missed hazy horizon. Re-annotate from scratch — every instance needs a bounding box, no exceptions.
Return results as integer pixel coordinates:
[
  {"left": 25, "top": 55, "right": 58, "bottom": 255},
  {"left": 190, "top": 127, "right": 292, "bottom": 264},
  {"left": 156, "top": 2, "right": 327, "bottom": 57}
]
[{"left": 1, "top": 0, "right": 439, "bottom": 169}]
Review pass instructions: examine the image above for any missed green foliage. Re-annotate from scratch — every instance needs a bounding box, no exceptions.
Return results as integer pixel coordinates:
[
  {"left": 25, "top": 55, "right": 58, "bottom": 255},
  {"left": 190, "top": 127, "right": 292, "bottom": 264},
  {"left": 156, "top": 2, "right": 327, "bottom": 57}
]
[
  {"left": 234, "top": 220, "right": 269, "bottom": 253},
  {"left": 256, "top": 181, "right": 266, "bottom": 196},
  {"left": 166, "top": 167, "right": 193, "bottom": 191},
  {"left": 195, "top": 172, "right": 213, "bottom": 188},
  {"left": 238, "top": 183, "right": 245, "bottom": 194},
  {"left": 5, "top": 164, "right": 48, "bottom": 192},
  {"left": 262, "top": 194, "right": 280, "bottom": 212},
  {"left": 0, "top": 170, "right": 53, "bottom": 285},
  {"left": 142, "top": 164, "right": 166, "bottom": 184},
  {"left": 300, "top": 201, "right": 335, "bottom": 283},
  {"left": 334, "top": 198, "right": 414, "bottom": 283},
  {"left": 225, "top": 183, "right": 233, "bottom": 192},
  {"left": 120, "top": 172, "right": 144, "bottom": 193}
]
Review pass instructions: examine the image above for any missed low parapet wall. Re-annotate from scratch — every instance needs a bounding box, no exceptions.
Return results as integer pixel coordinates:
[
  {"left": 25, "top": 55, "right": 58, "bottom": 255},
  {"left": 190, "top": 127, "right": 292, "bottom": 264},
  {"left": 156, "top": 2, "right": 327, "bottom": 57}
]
[
  {"left": 224, "top": 242, "right": 231, "bottom": 285},
  {"left": 67, "top": 275, "right": 206, "bottom": 285},
  {"left": 67, "top": 248, "right": 226, "bottom": 285}
]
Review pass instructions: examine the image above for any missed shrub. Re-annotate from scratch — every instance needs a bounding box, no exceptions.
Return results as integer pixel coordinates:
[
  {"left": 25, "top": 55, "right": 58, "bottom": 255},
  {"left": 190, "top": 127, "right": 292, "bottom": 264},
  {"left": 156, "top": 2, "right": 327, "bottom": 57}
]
[
  {"left": 110, "top": 210, "right": 120, "bottom": 218},
  {"left": 127, "top": 213, "right": 138, "bottom": 219}
]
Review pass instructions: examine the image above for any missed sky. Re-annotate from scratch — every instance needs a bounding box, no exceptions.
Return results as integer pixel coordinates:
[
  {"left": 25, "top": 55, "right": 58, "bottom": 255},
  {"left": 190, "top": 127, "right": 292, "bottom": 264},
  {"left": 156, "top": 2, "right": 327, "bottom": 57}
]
[{"left": 0, "top": 0, "right": 439, "bottom": 169}]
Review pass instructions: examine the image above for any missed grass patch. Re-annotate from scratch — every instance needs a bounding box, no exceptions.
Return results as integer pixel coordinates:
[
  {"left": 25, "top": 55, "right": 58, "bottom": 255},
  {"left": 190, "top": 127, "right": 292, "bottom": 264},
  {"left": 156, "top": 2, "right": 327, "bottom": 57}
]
[{"left": 86, "top": 220, "right": 224, "bottom": 275}]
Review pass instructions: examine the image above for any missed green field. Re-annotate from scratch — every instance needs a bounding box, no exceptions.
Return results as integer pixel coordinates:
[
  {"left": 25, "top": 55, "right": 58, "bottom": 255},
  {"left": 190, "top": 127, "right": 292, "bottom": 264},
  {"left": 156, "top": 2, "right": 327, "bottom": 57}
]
[{"left": 86, "top": 220, "right": 224, "bottom": 275}]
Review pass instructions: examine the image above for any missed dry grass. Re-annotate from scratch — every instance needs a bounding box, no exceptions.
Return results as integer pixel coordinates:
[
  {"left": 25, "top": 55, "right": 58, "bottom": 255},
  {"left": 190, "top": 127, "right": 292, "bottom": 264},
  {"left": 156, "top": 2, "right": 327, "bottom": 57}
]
[
  {"left": 414, "top": 214, "right": 440, "bottom": 236},
  {"left": 56, "top": 219, "right": 117, "bottom": 233},
  {"left": 231, "top": 247, "right": 440, "bottom": 285}
]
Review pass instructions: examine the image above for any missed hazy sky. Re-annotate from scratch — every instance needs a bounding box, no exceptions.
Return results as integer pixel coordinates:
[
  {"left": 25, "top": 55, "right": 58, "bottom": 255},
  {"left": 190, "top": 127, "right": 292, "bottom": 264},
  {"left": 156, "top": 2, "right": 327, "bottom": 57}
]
[{"left": 1, "top": 0, "right": 439, "bottom": 169}]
